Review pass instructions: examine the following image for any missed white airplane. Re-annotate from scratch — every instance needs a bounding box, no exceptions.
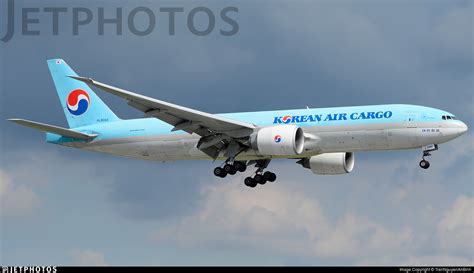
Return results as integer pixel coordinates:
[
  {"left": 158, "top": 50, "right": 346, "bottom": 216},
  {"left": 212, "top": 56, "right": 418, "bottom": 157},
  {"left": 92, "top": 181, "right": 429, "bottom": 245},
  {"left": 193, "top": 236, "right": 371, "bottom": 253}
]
[{"left": 9, "top": 59, "right": 469, "bottom": 188}]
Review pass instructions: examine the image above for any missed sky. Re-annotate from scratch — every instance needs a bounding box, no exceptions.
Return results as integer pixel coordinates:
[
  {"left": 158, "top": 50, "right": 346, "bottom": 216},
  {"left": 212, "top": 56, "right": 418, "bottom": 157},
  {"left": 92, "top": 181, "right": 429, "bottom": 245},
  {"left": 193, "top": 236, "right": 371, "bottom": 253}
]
[{"left": 0, "top": 0, "right": 473, "bottom": 266}]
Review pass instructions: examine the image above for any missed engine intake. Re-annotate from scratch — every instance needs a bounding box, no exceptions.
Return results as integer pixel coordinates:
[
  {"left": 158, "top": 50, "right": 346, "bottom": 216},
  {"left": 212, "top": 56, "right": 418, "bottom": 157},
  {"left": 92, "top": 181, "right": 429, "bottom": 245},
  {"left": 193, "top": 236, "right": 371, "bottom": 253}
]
[
  {"left": 299, "top": 152, "right": 355, "bottom": 175},
  {"left": 250, "top": 125, "right": 304, "bottom": 156}
]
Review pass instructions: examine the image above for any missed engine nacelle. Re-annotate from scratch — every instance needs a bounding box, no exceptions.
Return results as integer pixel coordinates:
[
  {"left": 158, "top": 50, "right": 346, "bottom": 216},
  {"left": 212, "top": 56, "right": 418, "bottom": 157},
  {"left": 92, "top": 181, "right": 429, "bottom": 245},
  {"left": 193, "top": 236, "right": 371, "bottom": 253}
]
[
  {"left": 299, "top": 152, "right": 355, "bottom": 175},
  {"left": 250, "top": 125, "right": 304, "bottom": 156}
]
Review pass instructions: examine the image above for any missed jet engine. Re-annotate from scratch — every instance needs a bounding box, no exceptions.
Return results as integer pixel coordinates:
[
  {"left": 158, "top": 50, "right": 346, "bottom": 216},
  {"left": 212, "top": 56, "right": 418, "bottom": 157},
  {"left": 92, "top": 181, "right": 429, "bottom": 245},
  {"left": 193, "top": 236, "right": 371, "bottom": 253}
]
[
  {"left": 250, "top": 125, "right": 304, "bottom": 156},
  {"left": 298, "top": 152, "right": 355, "bottom": 175}
]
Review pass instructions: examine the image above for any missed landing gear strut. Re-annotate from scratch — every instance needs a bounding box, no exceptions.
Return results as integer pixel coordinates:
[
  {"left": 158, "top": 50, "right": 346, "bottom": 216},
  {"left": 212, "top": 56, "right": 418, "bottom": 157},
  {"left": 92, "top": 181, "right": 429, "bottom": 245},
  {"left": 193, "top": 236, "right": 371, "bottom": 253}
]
[{"left": 419, "top": 144, "right": 438, "bottom": 170}]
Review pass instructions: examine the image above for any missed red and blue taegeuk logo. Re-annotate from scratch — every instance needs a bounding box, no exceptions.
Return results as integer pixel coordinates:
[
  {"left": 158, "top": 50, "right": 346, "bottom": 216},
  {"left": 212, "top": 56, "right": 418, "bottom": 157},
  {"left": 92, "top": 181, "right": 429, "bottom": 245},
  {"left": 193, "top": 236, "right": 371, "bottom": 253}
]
[
  {"left": 274, "top": 135, "right": 282, "bottom": 143},
  {"left": 67, "top": 89, "right": 90, "bottom": 116},
  {"left": 281, "top": 115, "right": 292, "bottom": 123}
]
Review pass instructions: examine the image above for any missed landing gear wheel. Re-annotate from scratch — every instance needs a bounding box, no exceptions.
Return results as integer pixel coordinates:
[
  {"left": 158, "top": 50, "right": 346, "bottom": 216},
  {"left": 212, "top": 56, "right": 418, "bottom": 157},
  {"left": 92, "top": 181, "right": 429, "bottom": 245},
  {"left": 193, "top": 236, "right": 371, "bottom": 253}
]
[
  {"left": 224, "top": 164, "right": 236, "bottom": 175},
  {"left": 263, "top": 171, "right": 277, "bottom": 182},
  {"left": 214, "top": 167, "right": 227, "bottom": 178},
  {"left": 269, "top": 173, "right": 277, "bottom": 182},
  {"left": 254, "top": 174, "right": 266, "bottom": 185},
  {"left": 234, "top": 161, "right": 247, "bottom": 172},
  {"left": 419, "top": 160, "right": 430, "bottom": 169},
  {"left": 244, "top": 177, "right": 257, "bottom": 188}
]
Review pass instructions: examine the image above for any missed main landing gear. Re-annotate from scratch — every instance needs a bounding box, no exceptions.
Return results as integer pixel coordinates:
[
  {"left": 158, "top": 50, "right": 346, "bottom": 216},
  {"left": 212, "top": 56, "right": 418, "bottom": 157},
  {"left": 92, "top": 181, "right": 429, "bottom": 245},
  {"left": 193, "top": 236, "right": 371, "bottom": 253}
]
[
  {"left": 243, "top": 160, "right": 276, "bottom": 188},
  {"left": 213, "top": 160, "right": 247, "bottom": 178},
  {"left": 213, "top": 159, "right": 277, "bottom": 188},
  {"left": 419, "top": 144, "right": 438, "bottom": 169},
  {"left": 244, "top": 171, "right": 277, "bottom": 188}
]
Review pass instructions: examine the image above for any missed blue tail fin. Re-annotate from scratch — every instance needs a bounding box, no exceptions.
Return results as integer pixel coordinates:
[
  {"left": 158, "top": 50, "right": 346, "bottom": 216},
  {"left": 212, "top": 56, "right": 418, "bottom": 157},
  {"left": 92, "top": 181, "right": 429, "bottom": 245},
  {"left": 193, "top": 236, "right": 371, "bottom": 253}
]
[{"left": 47, "top": 59, "right": 120, "bottom": 128}]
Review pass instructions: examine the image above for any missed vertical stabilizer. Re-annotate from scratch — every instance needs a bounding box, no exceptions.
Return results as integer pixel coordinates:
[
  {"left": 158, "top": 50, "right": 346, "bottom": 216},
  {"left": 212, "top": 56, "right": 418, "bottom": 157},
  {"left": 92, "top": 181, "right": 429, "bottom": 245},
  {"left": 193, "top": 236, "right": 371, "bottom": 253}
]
[{"left": 47, "top": 59, "right": 120, "bottom": 128}]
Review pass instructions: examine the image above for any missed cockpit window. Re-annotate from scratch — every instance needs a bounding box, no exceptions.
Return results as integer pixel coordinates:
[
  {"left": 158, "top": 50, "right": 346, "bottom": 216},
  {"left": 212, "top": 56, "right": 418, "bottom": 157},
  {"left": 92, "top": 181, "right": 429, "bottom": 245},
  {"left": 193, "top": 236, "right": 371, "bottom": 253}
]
[{"left": 442, "top": 115, "right": 457, "bottom": 120}]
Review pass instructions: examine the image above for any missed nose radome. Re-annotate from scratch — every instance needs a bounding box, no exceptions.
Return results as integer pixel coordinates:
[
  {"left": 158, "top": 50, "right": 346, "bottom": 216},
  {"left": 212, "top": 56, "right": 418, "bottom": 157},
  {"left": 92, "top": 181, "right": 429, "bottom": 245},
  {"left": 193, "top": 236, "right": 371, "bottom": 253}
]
[{"left": 458, "top": 121, "right": 468, "bottom": 135}]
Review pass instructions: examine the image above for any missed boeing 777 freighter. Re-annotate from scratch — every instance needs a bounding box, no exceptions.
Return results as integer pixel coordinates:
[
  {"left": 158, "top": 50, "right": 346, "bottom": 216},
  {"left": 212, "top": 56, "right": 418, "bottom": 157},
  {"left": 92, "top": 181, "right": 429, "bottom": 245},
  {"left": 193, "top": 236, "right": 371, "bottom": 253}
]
[{"left": 9, "top": 59, "right": 468, "bottom": 188}]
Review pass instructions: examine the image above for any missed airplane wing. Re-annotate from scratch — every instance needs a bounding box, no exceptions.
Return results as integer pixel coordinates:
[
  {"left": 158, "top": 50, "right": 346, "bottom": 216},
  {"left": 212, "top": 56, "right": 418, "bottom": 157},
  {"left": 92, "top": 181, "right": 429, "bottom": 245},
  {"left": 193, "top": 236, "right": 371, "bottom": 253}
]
[{"left": 70, "top": 76, "right": 256, "bottom": 158}]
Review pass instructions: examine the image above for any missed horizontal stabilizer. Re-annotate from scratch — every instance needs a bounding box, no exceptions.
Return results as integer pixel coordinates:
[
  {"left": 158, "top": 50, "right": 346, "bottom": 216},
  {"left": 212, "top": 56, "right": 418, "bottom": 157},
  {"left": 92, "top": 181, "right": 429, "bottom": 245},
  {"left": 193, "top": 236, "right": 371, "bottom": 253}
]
[{"left": 8, "top": 119, "right": 97, "bottom": 140}]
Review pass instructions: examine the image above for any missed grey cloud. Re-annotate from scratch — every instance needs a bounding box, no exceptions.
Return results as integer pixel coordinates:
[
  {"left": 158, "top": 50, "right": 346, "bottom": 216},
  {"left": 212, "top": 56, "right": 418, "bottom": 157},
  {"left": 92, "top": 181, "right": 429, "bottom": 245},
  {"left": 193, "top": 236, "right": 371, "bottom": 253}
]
[
  {"left": 0, "top": 169, "right": 40, "bottom": 217},
  {"left": 104, "top": 160, "right": 210, "bottom": 220},
  {"left": 437, "top": 195, "right": 474, "bottom": 257},
  {"left": 150, "top": 177, "right": 464, "bottom": 265},
  {"left": 0, "top": 148, "right": 209, "bottom": 220}
]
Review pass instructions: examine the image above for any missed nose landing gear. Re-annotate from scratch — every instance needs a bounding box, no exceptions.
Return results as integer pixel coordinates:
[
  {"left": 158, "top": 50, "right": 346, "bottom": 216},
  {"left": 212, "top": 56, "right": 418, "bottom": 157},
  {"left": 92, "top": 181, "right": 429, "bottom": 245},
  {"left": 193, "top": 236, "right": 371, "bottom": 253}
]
[{"left": 419, "top": 144, "right": 438, "bottom": 169}]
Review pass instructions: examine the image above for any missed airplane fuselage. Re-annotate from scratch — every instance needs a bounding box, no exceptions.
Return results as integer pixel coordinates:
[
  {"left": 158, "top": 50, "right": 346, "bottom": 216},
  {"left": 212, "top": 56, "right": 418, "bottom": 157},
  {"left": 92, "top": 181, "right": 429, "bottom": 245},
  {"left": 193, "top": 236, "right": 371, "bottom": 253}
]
[{"left": 46, "top": 104, "right": 468, "bottom": 161}]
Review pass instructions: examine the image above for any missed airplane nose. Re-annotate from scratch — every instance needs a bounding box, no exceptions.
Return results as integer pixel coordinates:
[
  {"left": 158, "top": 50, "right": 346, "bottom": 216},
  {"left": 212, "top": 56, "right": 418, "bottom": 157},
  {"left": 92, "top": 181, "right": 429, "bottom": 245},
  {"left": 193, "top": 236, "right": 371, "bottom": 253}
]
[{"left": 458, "top": 121, "right": 468, "bottom": 135}]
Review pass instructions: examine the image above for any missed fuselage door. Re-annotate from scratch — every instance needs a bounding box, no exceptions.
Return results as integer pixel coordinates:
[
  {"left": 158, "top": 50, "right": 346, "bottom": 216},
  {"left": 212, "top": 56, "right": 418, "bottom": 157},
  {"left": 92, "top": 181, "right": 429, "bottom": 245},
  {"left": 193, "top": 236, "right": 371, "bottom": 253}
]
[{"left": 406, "top": 112, "right": 418, "bottom": 128}]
